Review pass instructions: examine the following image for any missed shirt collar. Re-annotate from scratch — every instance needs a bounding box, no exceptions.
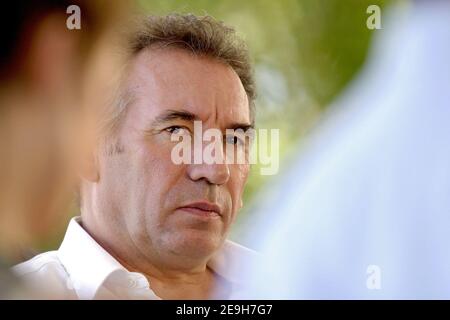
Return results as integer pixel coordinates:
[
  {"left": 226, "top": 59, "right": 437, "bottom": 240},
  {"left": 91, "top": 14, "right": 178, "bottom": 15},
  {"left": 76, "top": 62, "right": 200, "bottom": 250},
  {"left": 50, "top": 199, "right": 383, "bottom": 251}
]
[
  {"left": 58, "top": 217, "right": 127, "bottom": 299},
  {"left": 208, "top": 238, "right": 258, "bottom": 285},
  {"left": 58, "top": 216, "right": 257, "bottom": 299}
]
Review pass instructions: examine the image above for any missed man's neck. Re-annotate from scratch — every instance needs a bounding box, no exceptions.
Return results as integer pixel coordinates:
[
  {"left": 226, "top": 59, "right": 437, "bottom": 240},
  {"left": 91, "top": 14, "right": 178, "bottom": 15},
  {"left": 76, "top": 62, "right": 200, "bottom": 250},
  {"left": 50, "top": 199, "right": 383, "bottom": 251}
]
[
  {"left": 115, "top": 254, "right": 230, "bottom": 299},
  {"left": 80, "top": 215, "right": 230, "bottom": 299}
]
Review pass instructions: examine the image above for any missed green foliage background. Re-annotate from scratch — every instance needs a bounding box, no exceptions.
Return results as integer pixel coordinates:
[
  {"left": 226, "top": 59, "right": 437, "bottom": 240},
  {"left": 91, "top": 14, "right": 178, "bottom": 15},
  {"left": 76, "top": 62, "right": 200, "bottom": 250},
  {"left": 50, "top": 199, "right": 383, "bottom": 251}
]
[
  {"left": 38, "top": 0, "right": 402, "bottom": 252},
  {"left": 136, "top": 0, "right": 393, "bottom": 239}
]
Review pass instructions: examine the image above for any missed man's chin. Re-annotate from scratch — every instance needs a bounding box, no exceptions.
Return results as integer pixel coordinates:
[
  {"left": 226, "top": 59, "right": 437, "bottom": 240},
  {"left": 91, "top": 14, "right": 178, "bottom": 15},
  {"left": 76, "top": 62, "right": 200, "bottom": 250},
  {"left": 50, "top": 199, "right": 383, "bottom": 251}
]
[{"left": 165, "top": 230, "right": 224, "bottom": 260}]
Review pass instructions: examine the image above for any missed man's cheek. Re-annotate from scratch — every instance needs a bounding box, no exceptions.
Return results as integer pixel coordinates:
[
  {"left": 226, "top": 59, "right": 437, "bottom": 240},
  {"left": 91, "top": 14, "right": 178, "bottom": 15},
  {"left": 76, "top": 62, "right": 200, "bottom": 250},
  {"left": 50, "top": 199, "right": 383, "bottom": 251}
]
[
  {"left": 237, "top": 162, "right": 250, "bottom": 178},
  {"left": 232, "top": 164, "right": 250, "bottom": 192},
  {"left": 140, "top": 144, "right": 173, "bottom": 172}
]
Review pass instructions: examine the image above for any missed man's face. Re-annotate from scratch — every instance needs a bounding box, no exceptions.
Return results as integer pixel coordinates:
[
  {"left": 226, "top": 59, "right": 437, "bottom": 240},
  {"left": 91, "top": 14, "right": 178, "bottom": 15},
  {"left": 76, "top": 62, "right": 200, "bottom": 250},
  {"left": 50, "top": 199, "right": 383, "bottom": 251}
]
[{"left": 95, "top": 48, "right": 251, "bottom": 264}]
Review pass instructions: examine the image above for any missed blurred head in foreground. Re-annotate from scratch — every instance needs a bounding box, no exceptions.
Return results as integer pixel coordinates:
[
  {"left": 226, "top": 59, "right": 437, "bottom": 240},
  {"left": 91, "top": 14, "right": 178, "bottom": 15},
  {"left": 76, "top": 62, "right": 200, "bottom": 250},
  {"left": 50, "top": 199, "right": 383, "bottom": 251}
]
[{"left": 0, "top": 0, "right": 130, "bottom": 262}]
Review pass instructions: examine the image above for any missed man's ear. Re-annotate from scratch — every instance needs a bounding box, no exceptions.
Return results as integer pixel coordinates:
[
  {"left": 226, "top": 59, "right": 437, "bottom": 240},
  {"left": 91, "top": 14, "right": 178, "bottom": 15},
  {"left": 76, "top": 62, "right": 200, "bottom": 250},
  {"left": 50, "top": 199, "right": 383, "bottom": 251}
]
[{"left": 80, "top": 150, "right": 100, "bottom": 183}]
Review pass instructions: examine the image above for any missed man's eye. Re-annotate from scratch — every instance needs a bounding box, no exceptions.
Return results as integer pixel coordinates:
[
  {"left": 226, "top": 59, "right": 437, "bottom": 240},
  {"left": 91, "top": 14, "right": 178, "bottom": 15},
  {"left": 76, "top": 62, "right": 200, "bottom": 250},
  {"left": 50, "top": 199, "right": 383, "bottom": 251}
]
[
  {"left": 225, "top": 134, "right": 244, "bottom": 146},
  {"left": 165, "top": 126, "right": 188, "bottom": 135}
]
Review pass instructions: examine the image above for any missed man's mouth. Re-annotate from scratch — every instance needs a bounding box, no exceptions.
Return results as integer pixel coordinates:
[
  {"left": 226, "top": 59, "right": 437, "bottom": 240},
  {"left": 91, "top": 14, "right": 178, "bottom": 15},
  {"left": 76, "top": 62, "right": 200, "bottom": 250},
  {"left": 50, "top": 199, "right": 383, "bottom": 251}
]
[{"left": 177, "top": 201, "right": 222, "bottom": 218}]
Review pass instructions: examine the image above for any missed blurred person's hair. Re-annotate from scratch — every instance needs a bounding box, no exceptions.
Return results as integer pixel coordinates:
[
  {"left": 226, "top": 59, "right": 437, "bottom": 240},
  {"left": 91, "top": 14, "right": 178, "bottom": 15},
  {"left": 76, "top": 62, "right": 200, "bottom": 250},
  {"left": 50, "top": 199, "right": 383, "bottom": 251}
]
[
  {"left": 98, "top": 13, "right": 256, "bottom": 145},
  {"left": 0, "top": 0, "right": 123, "bottom": 82}
]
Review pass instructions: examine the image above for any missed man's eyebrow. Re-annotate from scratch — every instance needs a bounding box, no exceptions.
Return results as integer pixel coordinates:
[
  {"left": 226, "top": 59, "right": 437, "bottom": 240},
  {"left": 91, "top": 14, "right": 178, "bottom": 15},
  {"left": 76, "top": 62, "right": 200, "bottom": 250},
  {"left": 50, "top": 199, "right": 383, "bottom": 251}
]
[
  {"left": 150, "top": 109, "right": 254, "bottom": 131},
  {"left": 227, "top": 123, "right": 254, "bottom": 131},
  {"left": 152, "top": 109, "right": 199, "bottom": 125}
]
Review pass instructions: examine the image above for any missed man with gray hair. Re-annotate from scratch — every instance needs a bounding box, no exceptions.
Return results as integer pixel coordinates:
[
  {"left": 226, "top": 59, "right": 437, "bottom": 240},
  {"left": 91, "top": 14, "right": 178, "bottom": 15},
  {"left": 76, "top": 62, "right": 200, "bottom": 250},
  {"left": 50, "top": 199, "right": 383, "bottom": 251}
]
[{"left": 14, "top": 14, "right": 256, "bottom": 300}]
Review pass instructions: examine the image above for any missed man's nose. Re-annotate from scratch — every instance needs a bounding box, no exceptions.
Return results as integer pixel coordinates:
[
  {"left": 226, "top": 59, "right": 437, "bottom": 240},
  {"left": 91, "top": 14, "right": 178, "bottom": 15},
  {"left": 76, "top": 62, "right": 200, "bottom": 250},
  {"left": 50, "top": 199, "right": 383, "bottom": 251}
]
[{"left": 187, "top": 162, "right": 230, "bottom": 185}]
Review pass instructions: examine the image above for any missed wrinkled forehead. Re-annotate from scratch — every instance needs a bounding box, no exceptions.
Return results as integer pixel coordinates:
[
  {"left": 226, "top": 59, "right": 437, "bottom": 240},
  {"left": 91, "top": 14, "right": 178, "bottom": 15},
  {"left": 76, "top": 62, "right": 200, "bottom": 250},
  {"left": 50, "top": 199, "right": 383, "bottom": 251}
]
[{"left": 124, "top": 47, "right": 251, "bottom": 128}]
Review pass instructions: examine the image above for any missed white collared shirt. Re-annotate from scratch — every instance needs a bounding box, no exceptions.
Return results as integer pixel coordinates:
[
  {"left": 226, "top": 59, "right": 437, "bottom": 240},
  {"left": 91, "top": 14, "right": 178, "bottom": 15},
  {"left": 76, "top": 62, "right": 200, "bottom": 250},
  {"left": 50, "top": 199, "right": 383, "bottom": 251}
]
[{"left": 12, "top": 217, "right": 256, "bottom": 299}]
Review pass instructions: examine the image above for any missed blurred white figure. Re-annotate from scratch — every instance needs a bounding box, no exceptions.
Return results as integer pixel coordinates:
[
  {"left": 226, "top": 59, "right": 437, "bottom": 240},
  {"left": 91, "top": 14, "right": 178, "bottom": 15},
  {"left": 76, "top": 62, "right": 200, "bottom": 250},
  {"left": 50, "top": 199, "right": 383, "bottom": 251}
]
[{"left": 243, "top": 0, "right": 450, "bottom": 299}]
